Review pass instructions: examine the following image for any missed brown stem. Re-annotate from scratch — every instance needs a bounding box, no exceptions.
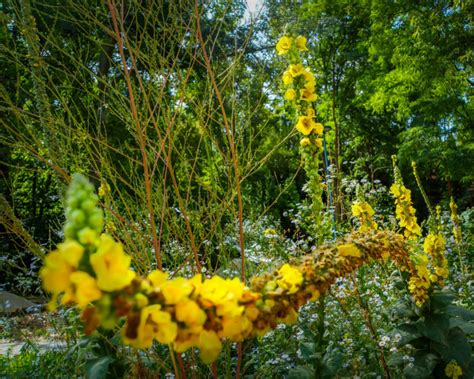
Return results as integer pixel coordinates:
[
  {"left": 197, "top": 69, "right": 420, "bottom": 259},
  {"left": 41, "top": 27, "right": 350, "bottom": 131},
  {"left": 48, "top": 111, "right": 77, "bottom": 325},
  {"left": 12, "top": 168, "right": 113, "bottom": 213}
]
[
  {"left": 107, "top": 0, "right": 161, "bottom": 268},
  {"left": 235, "top": 342, "right": 243, "bottom": 378},
  {"left": 352, "top": 274, "right": 391, "bottom": 379},
  {"left": 194, "top": 1, "right": 246, "bottom": 282}
]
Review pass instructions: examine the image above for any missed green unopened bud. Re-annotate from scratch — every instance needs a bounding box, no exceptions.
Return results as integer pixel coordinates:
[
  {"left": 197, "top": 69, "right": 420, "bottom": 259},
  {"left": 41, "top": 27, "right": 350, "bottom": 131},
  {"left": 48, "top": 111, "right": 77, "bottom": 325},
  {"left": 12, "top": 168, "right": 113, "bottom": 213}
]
[
  {"left": 71, "top": 209, "right": 86, "bottom": 225},
  {"left": 89, "top": 211, "right": 104, "bottom": 231},
  {"left": 78, "top": 227, "right": 97, "bottom": 245}
]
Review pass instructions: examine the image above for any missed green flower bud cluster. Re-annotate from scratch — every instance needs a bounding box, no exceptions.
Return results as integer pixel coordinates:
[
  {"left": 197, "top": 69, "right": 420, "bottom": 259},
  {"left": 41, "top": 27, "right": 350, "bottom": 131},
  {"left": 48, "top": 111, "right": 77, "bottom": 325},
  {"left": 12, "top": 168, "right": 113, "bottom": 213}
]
[{"left": 64, "top": 174, "right": 104, "bottom": 244}]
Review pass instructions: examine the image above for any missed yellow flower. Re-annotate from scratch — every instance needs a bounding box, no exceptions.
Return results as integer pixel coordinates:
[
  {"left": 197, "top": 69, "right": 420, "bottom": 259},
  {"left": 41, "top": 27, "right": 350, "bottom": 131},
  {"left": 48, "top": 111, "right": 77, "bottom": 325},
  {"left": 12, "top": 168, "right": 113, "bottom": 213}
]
[
  {"left": 98, "top": 182, "right": 111, "bottom": 198},
  {"left": 127, "top": 304, "right": 178, "bottom": 349},
  {"left": 60, "top": 241, "right": 85, "bottom": 267},
  {"left": 40, "top": 240, "right": 85, "bottom": 305},
  {"left": 198, "top": 330, "right": 222, "bottom": 363},
  {"left": 284, "top": 88, "right": 296, "bottom": 101},
  {"left": 305, "top": 108, "right": 315, "bottom": 118},
  {"left": 282, "top": 70, "right": 293, "bottom": 85},
  {"left": 296, "top": 116, "right": 317, "bottom": 135},
  {"left": 315, "top": 138, "right": 323, "bottom": 149},
  {"left": 276, "top": 36, "right": 292, "bottom": 55},
  {"left": 69, "top": 272, "right": 102, "bottom": 308},
  {"left": 300, "top": 88, "right": 317, "bottom": 102},
  {"left": 304, "top": 80, "right": 316, "bottom": 92},
  {"left": 445, "top": 360, "right": 463, "bottom": 379},
  {"left": 300, "top": 138, "right": 311, "bottom": 147},
  {"left": 337, "top": 244, "right": 362, "bottom": 258},
  {"left": 295, "top": 35, "right": 308, "bottom": 51},
  {"left": 175, "top": 299, "right": 206, "bottom": 329},
  {"left": 147, "top": 269, "right": 168, "bottom": 287},
  {"left": 313, "top": 122, "right": 324, "bottom": 135},
  {"left": 352, "top": 201, "right": 378, "bottom": 232},
  {"left": 219, "top": 314, "right": 252, "bottom": 341},
  {"left": 288, "top": 63, "right": 305, "bottom": 77},
  {"left": 276, "top": 263, "right": 303, "bottom": 294},
  {"left": 303, "top": 70, "right": 315, "bottom": 84},
  {"left": 40, "top": 250, "right": 73, "bottom": 295},
  {"left": 161, "top": 277, "right": 194, "bottom": 305},
  {"left": 90, "top": 235, "right": 136, "bottom": 292}
]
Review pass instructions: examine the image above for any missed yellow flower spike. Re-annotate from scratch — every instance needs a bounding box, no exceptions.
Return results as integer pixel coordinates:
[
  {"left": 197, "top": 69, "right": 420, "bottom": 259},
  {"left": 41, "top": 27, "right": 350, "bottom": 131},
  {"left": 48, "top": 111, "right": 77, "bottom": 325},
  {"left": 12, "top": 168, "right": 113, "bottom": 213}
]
[
  {"left": 282, "top": 70, "right": 293, "bottom": 85},
  {"left": 390, "top": 183, "right": 421, "bottom": 239},
  {"left": 284, "top": 88, "right": 296, "bottom": 101},
  {"left": 276, "top": 36, "right": 292, "bottom": 55},
  {"left": 147, "top": 269, "right": 169, "bottom": 287},
  {"left": 198, "top": 330, "right": 222, "bottom": 364},
  {"left": 288, "top": 63, "right": 305, "bottom": 77},
  {"left": 300, "top": 138, "right": 311, "bottom": 147},
  {"left": 69, "top": 272, "right": 102, "bottom": 308},
  {"left": 295, "top": 35, "right": 308, "bottom": 51},
  {"left": 90, "top": 234, "right": 136, "bottom": 292}
]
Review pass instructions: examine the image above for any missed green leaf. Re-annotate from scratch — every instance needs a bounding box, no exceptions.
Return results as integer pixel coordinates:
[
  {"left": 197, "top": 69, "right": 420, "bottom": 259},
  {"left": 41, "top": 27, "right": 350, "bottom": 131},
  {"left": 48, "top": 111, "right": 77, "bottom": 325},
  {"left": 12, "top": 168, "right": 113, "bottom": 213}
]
[
  {"left": 288, "top": 366, "right": 314, "bottom": 379},
  {"left": 85, "top": 356, "right": 113, "bottom": 379},
  {"left": 447, "top": 305, "right": 474, "bottom": 321},
  {"left": 420, "top": 313, "right": 449, "bottom": 345},
  {"left": 396, "top": 323, "right": 422, "bottom": 346},
  {"left": 404, "top": 352, "right": 438, "bottom": 379},
  {"left": 432, "top": 327, "right": 472, "bottom": 365},
  {"left": 322, "top": 349, "right": 345, "bottom": 377},
  {"left": 299, "top": 342, "right": 316, "bottom": 360},
  {"left": 450, "top": 318, "right": 474, "bottom": 335},
  {"left": 387, "top": 353, "right": 404, "bottom": 367},
  {"left": 390, "top": 301, "right": 415, "bottom": 319},
  {"left": 429, "top": 291, "right": 455, "bottom": 308}
]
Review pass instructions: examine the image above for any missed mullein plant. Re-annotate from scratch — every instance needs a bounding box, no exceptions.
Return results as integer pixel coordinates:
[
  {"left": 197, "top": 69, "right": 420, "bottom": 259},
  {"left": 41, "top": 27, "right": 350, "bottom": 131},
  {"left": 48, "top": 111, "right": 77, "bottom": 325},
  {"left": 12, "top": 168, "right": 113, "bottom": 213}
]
[
  {"left": 385, "top": 160, "right": 473, "bottom": 378},
  {"left": 277, "top": 35, "right": 333, "bottom": 247},
  {"left": 41, "top": 174, "right": 431, "bottom": 367},
  {"left": 277, "top": 34, "right": 331, "bottom": 374}
]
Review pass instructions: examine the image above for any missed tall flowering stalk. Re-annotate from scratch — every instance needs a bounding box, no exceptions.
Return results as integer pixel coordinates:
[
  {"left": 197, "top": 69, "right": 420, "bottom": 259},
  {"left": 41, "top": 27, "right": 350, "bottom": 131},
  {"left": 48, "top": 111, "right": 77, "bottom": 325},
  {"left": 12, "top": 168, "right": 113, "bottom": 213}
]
[
  {"left": 41, "top": 174, "right": 422, "bottom": 364},
  {"left": 277, "top": 34, "right": 326, "bottom": 238},
  {"left": 390, "top": 155, "right": 421, "bottom": 240},
  {"left": 352, "top": 186, "right": 378, "bottom": 232},
  {"left": 449, "top": 197, "right": 462, "bottom": 245}
]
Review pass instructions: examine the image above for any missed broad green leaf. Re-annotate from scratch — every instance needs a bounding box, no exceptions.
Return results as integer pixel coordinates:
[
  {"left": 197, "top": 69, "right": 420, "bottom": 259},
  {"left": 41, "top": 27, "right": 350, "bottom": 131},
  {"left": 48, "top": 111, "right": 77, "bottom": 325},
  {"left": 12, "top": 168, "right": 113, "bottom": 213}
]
[
  {"left": 288, "top": 366, "right": 314, "bottom": 379},
  {"left": 85, "top": 356, "right": 113, "bottom": 379}
]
